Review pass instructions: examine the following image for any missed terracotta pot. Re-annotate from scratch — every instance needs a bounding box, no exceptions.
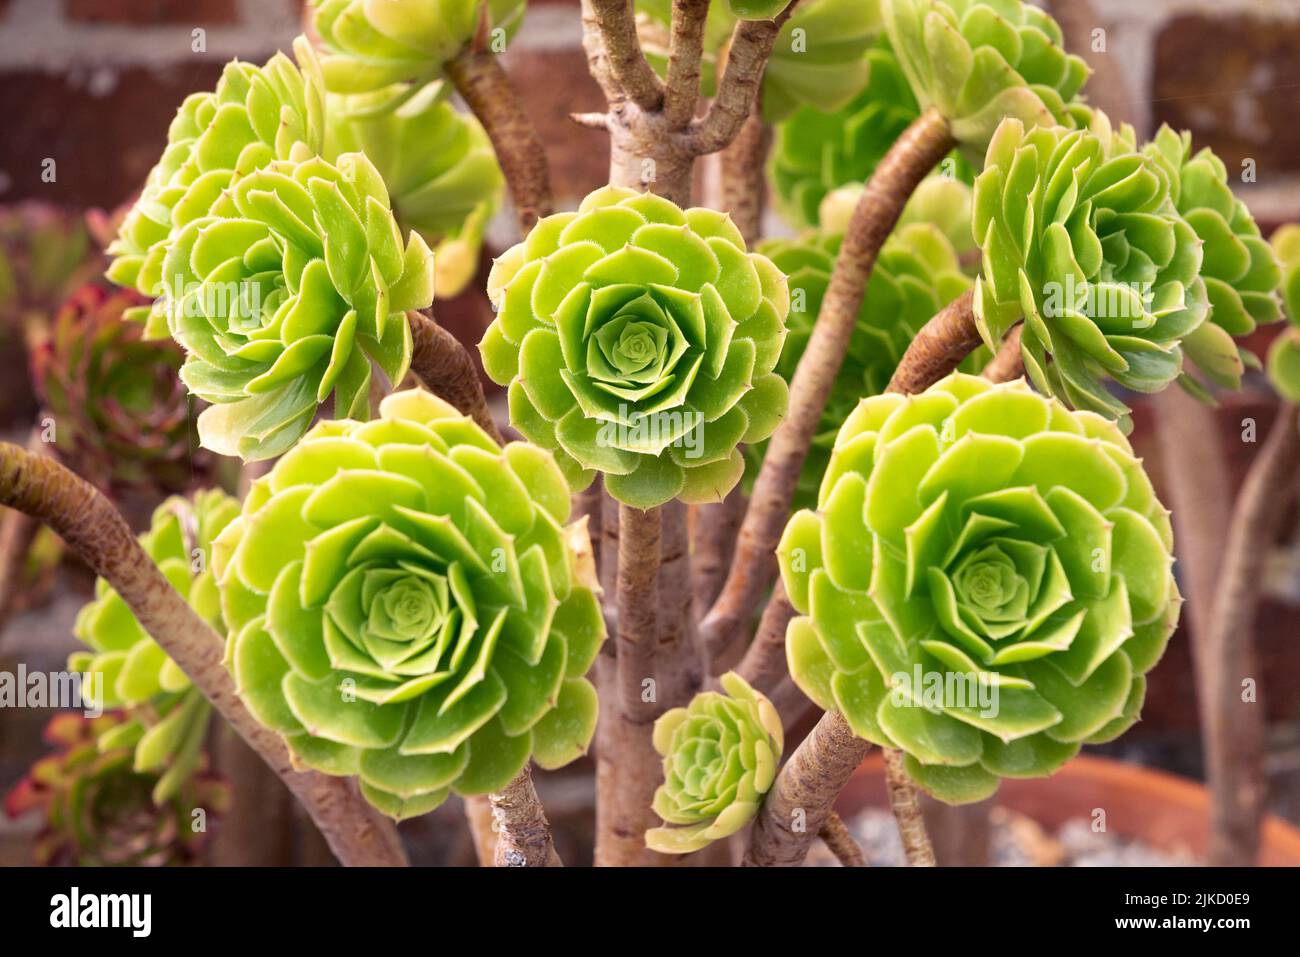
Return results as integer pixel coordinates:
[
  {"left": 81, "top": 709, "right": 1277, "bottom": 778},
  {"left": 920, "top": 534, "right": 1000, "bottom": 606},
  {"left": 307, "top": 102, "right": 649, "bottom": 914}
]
[{"left": 837, "top": 753, "right": 1300, "bottom": 866}]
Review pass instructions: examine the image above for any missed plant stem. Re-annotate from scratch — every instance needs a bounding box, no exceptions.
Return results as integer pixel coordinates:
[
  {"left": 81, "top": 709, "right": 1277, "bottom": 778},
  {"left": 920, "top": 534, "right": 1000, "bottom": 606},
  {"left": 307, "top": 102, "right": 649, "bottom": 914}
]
[
  {"left": 818, "top": 809, "right": 866, "bottom": 867},
  {"left": 0, "top": 443, "right": 408, "bottom": 867},
  {"left": 981, "top": 324, "right": 1024, "bottom": 383},
  {"left": 702, "top": 108, "right": 956, "bottom": 661},
  {"left": 882, "top": 748, "right": 936, "bottom": 866},
  {"left": 463, "top": 795, "right": 498, "bottom": 865},
  {"left": 0, "top": 427, "right": 49, "bottom": 637},
  {"left": 744, "top": 710, "right": 871, "bottom": 866},
  {"left": 662, "top": 0, "right": 711, "bottom": 128},
  {"left": 718, "top": 106, "right": 771, "bottom": 245},
  {"left": 446, "top": 48, "right": 554, "bottom": 233},
  {"left": 690, "top": 488, "right": 745, "bottom": 619},
  {"left": 736, "top": 580, "right": 794, "bottom": 693},
  {"left": 886, "top": 288, "right": 980, "bottom": 394},
  {"left": 595, "top": 503, "right": 667, "bottom": 865},
  {"left": 1204, "top": 403, "right": 1300, "bottom": 865},
  {"left": 407, "top": 311, "right": 503, "bottom": 443},
  {"left": 490, "top": 764, "right": 562, "bottom": 867}
]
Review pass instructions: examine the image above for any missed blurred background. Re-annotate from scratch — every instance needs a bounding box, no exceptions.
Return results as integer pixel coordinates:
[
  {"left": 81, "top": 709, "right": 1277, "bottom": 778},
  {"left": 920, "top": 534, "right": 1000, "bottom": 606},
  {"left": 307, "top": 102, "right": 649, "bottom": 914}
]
[{"left": 1, "top": 0, "right": 1300, "bottom": 866}]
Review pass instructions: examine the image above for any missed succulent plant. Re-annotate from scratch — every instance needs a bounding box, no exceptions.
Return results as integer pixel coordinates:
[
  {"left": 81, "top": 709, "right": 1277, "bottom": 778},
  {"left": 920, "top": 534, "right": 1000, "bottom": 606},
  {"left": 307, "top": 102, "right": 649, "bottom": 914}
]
[
  {"left": 636, "top": 0, "right": 879, "bottom": 123},
  {"left": 325, "top": 84, "right": 503, "bottom": 298},
  {"left": 750, "top": 210, "right": 975, "bottom": 509},
  {"left": 973, "top": 115, "right": 1209, "bottom": 422},
  {"left": 106, "top": 40, "right": 325, "bottom": 315},
  {"left": 779, "top": 373, "right": 1178, "bottom": 804},
  {"left": 1267, "top": 225, "right": 1300, "bottom": 402},
  {"left": 69, "top": 489, "right": 240, "bottom": 805},
  {"left": 771, "top": 43, "right": 973, "bottom": 229},
  {"left": 881, "top": 0, "right": 1090, "bottom": 156},
  {"left": 212, "top": 388, "right": 605, "bottom": 820},
  {"left": 1141, "top": 126, "right": 1283, "bottom": 396},
  {"left": 30, "top": 284, "right": 200, "bottom": 494},
  {"left": 310, "top": 0, "right": 526, "bottom": 110},
  {"left": 4, "top": 712, "right": 228, "bottom": 866},
  {"left": 154, "top": 147, "right": 434, "bottom": 461},
  {"left": 645, "top": 672, "right": 784, "bottom": 854},
  {"left": 0, "top": 202, "right": 98, "bottom": 325},
  {"left": 481, "top": 186, "right": 790, "bottom": 509}
]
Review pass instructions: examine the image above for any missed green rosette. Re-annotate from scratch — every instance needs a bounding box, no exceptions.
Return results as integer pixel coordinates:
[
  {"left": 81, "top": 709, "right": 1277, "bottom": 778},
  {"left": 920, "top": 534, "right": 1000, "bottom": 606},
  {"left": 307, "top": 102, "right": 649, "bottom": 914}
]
[
  {"left": 325, "top": 84, "right": 503, "bottom": 298},
  {"left": 881, "top": 0, "right": 1090, "bottom": 157},
  {"left": 1141, "top": 126, "right": 1282, "bottom": 395},
  {"left": 750, "top": 204, "right": 975, "bottom": 509},
  {"left": 480, "top": 186, "right": 790, "bottom": 510},
  {"left": 310, "top": 0, "right": 526, "bottom": 111},
  {"left": 973, "top": 114, "right": 1209, "bottom": 422},
  {"left": 69, "top": 489, "right": 240, "bottom": 805},
  {"left": 645, "top": 672, "right": 784, "bottom": 854},
  {"left": 212, "top": 388, "right": 606, "bottom": 820},
  {"left": 780, "top": 373, "right": 1179, "bottom": 804},
  {"left": 106, "top": 38, "right": 325, "bottom": 311},
  {"left": 636, "top": 0, "right": 879, "bottom": 123},
  {"left": 158, "top": 147, "right": 434, "bottom": 461}
]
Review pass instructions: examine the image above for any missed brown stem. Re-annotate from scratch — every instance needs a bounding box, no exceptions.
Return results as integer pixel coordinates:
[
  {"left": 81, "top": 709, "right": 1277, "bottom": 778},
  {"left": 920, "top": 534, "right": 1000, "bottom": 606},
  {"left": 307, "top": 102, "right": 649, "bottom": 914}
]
[
  {"left": 744, "top": 710, "right": 871, "bottom": 866},
  {"left": 490, "top": 764, "right": 563, "bottom": 867},
  {"left": 981, "top": 324, "right": 1024, "bottom": 383},
  {"left": 463, "top": 795, "right": 498, "bottom": 866},
  {"left": 407, "top": 311, "right": 503, "bottom": 444},
  {"left": 702, "top": 109, "right": 956, "bottom": 660},
  {"left": 0, "top": 427, "right": 49, "bottom": 635},
  {"left": 663, "top": 0, "right": 711, "bottom": 129},
  {"left": 658, "top": 500, "right": 703, "bottom": 704},
  {"left": 1204, "top": 403, "right": 1300, "bottom": 865},
  {"left": 818, "top": 809, "right": 867, "bottom": 867},
  {"left": 595, "top": 504, "right": 668, "bottom": 866},
  {"left": 688, "top": 2, "right": 800, "bottom": 155},
  {"left": 886, "top": 288, "right": 980, "bottom": 395},
  {"left": 718, "top": 105, "right": 771, "bottom": 245},
  {"left": 446, "top": 49, "right": 554, "bottom": 233},
  {"left": 0, "top": 443, "right": 408, "bottom": 867},
  {"left": 588, "top": 0, "right": 665, "bottom": 112},
  {"left": 736, "top": 580, "right": 794, "bottom": 693},
  {"left": 690, "top": 488, "right": 745, "bottom": 620},
  {"left": 920, "top": 794, "right": 992, "bottom": 866},
  {"left": 882, "top": 748, "right": 936, "bottom": 867}
]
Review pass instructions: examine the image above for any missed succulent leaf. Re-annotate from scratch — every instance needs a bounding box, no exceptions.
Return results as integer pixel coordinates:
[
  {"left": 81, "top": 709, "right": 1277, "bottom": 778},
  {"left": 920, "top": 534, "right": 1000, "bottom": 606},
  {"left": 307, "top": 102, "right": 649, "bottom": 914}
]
[
  {"left": 781, "top": 373, "right": 1179, "bottom": 804},
  {"left": 481, "top": 187, "right": 790, "bottom": 509},
  {"left": 1267, "top": 224, "right": 1300, "bottom": 402},
  {"left": 212, "top": 388, "right": 605, "bottom": 819},
  {"left": 645, "top": 672, "right": 784, "bottom": 853}
]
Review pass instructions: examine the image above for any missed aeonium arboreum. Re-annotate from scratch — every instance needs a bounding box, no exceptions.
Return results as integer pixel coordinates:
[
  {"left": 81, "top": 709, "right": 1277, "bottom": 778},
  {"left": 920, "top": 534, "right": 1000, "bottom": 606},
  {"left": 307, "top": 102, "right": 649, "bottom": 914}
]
[
  {"left": 780, "top": 373, "right": 1179, "bottom": 804},
  {"left": 973, "top": 114, "right": 1209, "bottom": 423},
  {"left": 645, "top": 672, "right": 784, "bottom": 854},
  {"left": 212, "top": 388, "right": 606, "bottom": 820},
  {"left": 480, "top": 186, "right": 790, "bottom": 509},
  {"left": 158, "top": 145, "right": 434, "bottom": 461}
]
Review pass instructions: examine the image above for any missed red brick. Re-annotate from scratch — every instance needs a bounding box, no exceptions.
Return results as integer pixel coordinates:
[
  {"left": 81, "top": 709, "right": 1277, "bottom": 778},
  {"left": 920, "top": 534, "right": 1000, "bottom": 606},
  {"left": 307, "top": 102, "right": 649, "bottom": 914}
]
[
  {"left": 0, "top": 63, "right": 226, "bottom": 208},
  {"left": 498, "top": 47, "right": 610, "bottom": 206},
  {"left": 66, "top": 0, "right": 239, "bottom": 25},
  {"left": 1153, "top": 14, "right": 1300, "bottom": 176}
]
